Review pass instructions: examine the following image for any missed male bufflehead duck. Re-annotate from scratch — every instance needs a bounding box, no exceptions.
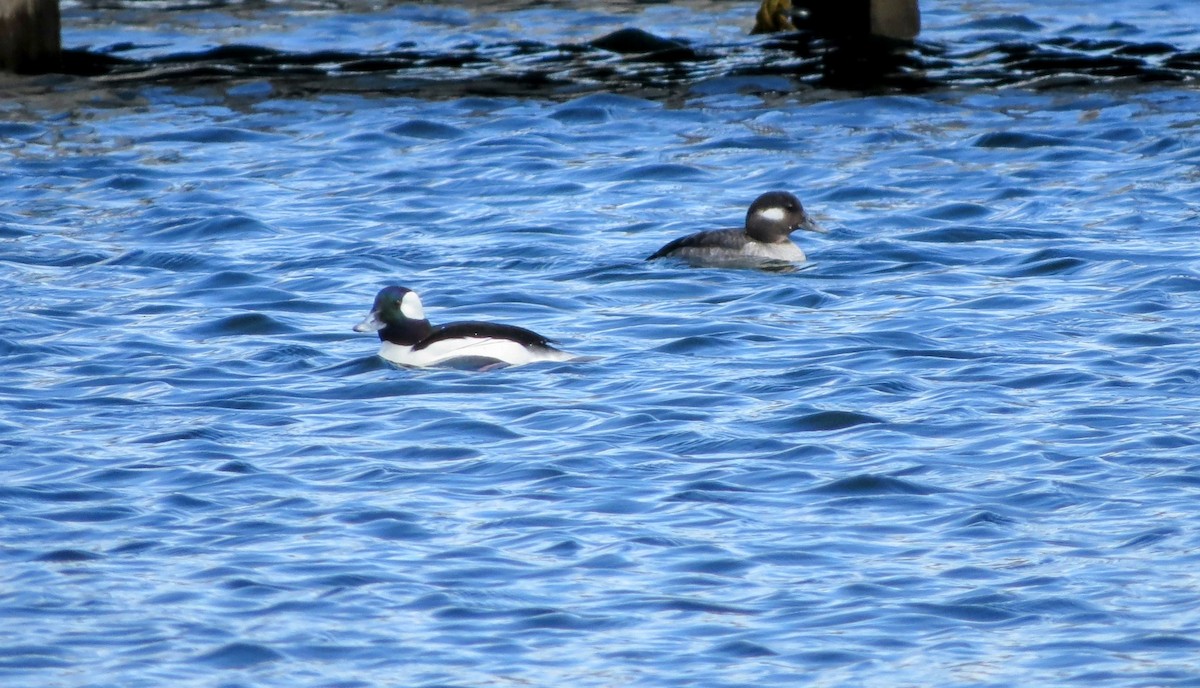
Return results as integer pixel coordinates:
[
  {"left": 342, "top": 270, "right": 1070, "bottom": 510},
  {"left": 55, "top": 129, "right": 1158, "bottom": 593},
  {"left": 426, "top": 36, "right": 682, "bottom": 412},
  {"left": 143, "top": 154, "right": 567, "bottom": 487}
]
[
  {"left": 353, "top": 286, "right": 574, "bottom": 368},
  {"left": 647, "top": 190, "right": 825, "bottom": 267}
]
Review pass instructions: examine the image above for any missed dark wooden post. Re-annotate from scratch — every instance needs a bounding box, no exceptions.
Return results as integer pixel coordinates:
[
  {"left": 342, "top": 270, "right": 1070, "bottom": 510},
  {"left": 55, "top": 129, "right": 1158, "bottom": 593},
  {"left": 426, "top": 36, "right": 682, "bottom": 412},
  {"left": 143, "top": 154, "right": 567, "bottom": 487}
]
[
  {"left": 757, "top": 0, "right": 920, "bottom": 40},
  {"left": 872, "top": 0, "right": 920, "bottom": 41},
  {"left": 1, "top": 0, "right": 61, "bottom": 73}
]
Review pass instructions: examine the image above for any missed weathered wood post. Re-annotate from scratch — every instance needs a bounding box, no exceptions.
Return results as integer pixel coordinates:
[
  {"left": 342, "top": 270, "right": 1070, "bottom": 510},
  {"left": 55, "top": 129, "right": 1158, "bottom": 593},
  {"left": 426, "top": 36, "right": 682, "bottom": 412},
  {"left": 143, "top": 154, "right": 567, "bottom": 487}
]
[
  {"left": 1, "top": 0, "right": 61, "bottom": 73},
  {"left": 871, "top": 0, "right": 920, "bottom": 41},
  {"left": 755, "top": 0, "right": 920, "bottom": 40}
]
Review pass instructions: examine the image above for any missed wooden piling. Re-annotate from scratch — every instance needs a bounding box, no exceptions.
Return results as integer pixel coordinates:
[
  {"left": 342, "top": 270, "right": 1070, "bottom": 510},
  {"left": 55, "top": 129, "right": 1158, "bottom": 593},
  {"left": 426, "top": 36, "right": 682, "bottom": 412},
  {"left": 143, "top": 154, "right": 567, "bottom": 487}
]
[
  {"left": 871, "top": 0, "right": 920, "bottom": 41},
  {"left": 759, "top": 0, "right": 920, "bottom": 40},
  {"left": 1, "top": 0, "right": 61, "bottom": 73}
]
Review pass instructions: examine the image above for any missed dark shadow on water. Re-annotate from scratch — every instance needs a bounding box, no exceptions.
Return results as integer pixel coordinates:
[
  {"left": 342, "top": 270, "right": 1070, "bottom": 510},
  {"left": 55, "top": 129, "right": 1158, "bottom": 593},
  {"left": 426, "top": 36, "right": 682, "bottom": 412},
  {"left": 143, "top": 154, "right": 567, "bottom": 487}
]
[{"left": 49, "top": 19, "right": 1200, "bottom": 99}]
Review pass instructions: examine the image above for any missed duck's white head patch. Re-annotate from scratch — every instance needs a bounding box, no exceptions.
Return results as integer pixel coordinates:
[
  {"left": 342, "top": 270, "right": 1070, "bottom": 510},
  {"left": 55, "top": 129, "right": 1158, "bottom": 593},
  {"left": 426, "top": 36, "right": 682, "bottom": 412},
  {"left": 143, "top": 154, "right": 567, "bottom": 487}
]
[
  {"left": 756, "top": 206, "right": 787, "bottom": 222},
  {"left": 400, "top": 291, "right": 425, "bottom": 320}
]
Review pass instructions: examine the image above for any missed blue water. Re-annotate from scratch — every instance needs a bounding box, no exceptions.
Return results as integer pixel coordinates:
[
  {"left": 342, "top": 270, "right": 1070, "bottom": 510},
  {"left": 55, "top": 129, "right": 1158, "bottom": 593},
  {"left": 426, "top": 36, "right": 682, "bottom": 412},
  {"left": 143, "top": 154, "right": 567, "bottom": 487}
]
[{"left": 5, "top": 1, "right": 1200, "bottom": 686}]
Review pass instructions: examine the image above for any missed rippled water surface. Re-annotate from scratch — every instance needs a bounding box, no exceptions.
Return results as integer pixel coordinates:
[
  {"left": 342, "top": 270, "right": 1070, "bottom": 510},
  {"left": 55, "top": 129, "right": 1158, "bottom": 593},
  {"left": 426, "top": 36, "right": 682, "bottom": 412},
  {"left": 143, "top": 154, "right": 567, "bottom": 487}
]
[{"left": 5, "top": 1, "right": 1200, "bottom": 686}]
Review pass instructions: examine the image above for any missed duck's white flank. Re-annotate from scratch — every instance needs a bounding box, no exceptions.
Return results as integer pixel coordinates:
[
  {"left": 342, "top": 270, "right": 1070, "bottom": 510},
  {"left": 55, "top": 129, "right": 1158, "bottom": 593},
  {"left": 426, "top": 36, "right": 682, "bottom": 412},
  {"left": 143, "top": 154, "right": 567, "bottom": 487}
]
[
  {"left": 669, "top": 240, "right": 805, "bottom": 264},
  {"left": 379, "top": 337, "right": 575, "bottom": 368}
]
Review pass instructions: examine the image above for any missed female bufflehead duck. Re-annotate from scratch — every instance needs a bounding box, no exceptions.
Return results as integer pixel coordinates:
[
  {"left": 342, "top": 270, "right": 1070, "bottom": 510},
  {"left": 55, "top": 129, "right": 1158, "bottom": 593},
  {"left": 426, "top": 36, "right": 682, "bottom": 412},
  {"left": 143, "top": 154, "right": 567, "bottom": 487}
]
[
  {"left": 647, "top": 190, "right": 825, "bottom": 267},
  {"left": 353, "top": 286, "right": 574, "bottom": 368}
]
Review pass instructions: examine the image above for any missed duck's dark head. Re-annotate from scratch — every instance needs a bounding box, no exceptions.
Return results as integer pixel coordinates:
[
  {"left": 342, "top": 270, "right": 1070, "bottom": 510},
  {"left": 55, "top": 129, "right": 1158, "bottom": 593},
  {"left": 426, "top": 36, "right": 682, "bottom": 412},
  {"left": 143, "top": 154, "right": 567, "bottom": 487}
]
[
  {"left": 353, "top": 285, "right": 432, "bottom": 344},
  {"left": 744, "top": 190, "right": 825, "bottom": 243}
]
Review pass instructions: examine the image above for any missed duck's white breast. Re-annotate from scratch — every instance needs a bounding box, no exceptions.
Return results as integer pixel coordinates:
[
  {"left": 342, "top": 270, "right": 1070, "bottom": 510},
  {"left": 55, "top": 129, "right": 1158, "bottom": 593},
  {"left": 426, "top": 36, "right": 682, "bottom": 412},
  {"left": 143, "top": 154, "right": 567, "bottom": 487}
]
[{"left": 739, "top": 240, "right": 806, "bottom": 262}]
